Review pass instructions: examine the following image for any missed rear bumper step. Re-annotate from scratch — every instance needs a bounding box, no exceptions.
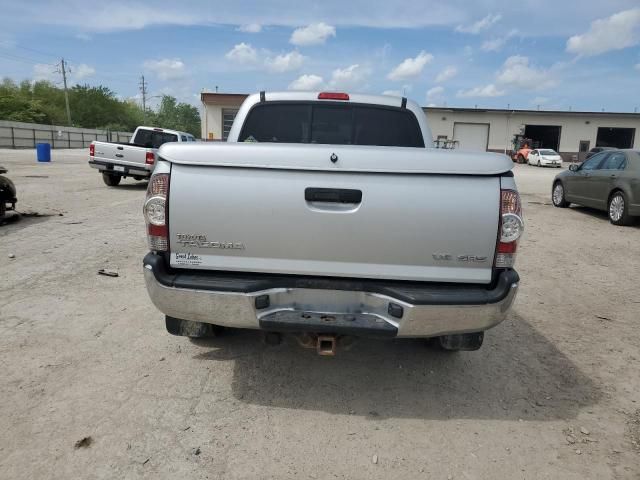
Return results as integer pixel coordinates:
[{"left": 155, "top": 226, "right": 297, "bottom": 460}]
[
  {"left": 143, "top": 253, "right": 519, "bottom": 338},
  {"left": 88, "top": 159, "right": 151, "bottom": 177},
  {"left": 260, "top": 311, "right": 398, "bottom": 338}
]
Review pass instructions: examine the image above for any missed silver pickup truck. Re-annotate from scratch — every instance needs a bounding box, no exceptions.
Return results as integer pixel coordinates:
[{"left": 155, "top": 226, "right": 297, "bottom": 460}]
[
  {"left": 142, "top": 92, "right": 523, "bottom": 354},
  {"left": 88, "top": 126, "right": 196, "bottom": 186}
]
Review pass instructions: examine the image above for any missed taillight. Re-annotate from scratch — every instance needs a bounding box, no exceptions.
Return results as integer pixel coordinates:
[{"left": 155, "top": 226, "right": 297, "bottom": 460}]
[
  {"left": 145, "top": 151, "right": 155, "bottom": 165},
  {"left": 318, "top": 92, "right": 349, "bottom": 101},
  {"left": 143, "top": 173, "right": 169, "bottom": 251},
  {"left": 89, "top": 144, "right": 95, "bottom": 156},
  {"left": 495, "top": 189, "right": 524, "bottom": 268}
]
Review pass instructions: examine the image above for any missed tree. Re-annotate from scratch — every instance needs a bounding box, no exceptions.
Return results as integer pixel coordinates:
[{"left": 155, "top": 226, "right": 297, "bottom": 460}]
[
  {"left": 0, "top": 77, "right": 200, "bottom": 137},
  {"left": 153, "top": 95, "right": 201, "bottom": 136}
]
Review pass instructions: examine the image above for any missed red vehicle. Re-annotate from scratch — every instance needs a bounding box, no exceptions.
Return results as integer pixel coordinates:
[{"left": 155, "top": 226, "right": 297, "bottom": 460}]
[{"left": 511, "top": 136, "right": 533, "bottom": 164}]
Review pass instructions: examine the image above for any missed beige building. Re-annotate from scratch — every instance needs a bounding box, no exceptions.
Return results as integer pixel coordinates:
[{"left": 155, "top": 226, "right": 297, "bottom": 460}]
[
  {"left": 425, "top": 107, "right": 640, "bottom": 161},
  {"left": 200, "top": 92, "right": 248, "bottom": 141},
  {"left": 200, "top": 92, "right": 640, "bottom": 160}
]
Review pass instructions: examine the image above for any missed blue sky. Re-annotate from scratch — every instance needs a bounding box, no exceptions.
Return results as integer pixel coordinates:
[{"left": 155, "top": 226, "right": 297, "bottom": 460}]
[{"left": 1, "top": 0, "right": 639, "bottom": 112}]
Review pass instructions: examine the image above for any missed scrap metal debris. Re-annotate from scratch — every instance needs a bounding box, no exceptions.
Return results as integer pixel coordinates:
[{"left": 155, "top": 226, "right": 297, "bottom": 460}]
[
  {"left": 74, "top": 436, "right": 93, "bottom": 449},
  {"left": 98, "top": 269, "right": 119, "bottom": 277}
]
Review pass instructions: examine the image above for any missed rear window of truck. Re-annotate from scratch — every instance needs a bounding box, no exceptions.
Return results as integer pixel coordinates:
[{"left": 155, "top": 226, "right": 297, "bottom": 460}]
[
  {"left": 133, "top": 129, "right": 179, "bottom": 149},
  {"left": 239, "top": 102, "right": 424, "bottom": 147}
]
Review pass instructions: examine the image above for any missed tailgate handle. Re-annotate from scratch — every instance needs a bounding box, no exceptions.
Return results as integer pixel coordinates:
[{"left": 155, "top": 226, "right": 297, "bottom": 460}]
[
  {"left": 115, "top": 154, "right": 124, "bottom": 158},
  {"left": 117, "top": 146, "right": 124, "bottom": 150},
  {"left": 305, "top": 188, "right": 362, "bottom": 204}
]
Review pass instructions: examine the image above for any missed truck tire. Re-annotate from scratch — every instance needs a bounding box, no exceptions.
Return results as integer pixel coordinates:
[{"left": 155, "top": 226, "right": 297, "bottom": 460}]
[
  {"left": 517, "top": 155, "right": 525, "bottom": 164},
  {"left": 102, "top": 172, "right": 121, "bottom": 187},
  {"left": 435, "top": 332, "right": 484, "bottom": 351},
  {"left": 165, "top": 316, "right": 221, "bottom": 338}
]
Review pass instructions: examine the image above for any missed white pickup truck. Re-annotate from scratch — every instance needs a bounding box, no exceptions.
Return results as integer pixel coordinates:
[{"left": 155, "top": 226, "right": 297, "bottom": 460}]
[
  {"left": 88, "top": 126, "right": 196, "bottom": 186},
  {"left": 142, "top": 92, "right": 523, "bottom": 354}
]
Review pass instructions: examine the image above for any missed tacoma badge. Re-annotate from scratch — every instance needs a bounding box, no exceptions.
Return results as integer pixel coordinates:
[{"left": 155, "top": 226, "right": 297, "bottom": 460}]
[{"left": 176, "top": 233, "right": 245, "bottom": 250}]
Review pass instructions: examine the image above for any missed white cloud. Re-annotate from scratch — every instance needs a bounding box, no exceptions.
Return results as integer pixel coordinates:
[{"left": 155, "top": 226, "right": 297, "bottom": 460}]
[
  {"left": 73, "top": 63, "right": 95, "bottom": 80},
  {"left": 237, "top": 23, "right": 262, "bottom": 33},
  {"left": 531, "top": 96, "right": 549, "bottom": 106},
  {"left": 329, "top": 64, "right": 370, "bottom": 90},
  {"left": 225, "top": 43, "right": 258, "bottom": 65},
  {"left": 426, "top": 86, "right": 445, "bottom": 102},
  {"left": 566, "top": 8, "right": 640, "bottom": 57},
  {"left": 457, "top": 84, "right": 505, "bottom": 98},
  {"left": 288, "top": 74, "right": 324, "bottom": 90},
  {"left": 496, "top": 55, "right": 556, "bottom": 90},
  {"left": 265, "top": 51, "right": 305, "bottom": 72},
  {"left": 481, "top": 29, "right": 517, "bottom": 52},
  {"left": 143, "top": 58, "right": 186, "bottom": 80},
  {"left": 4, "top": 2, "right": 634, "bottom": 35},
  {"left": 33, "top": 63, "right": 56, "bottom": 82},
  {"left": 387, "top": 51, "right": 433, "bottom": 81},
  {"left": 481, "top": 38, "right": 506, "bottom": 52},
  {"left": 636, "top": 63, "right": 640, "bottom": 70},
  {"left": 456, "top": 13, "right": 501, "bottom": 34},
  {"left": 290, "top": 22, "right": 336, "bottom": 46},
  {"left": 75, "top": 32, "right": 91, "bottom": 41},
  {"left": 381, "top": 84, "right": 412, "bottom": 97},
  {"left": 435, "top": 65, "right": 458, "bottom": 83}
]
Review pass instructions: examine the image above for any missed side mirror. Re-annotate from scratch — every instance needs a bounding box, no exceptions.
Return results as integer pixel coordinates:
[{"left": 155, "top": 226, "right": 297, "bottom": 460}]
[{"left": 569, "top": 164, "right": 579, "bottom": 172}]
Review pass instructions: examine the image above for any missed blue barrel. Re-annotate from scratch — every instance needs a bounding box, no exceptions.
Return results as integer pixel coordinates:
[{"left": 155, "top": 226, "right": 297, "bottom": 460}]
[{"left": 36, "top": 143, "right": 51, "bottom": 162}]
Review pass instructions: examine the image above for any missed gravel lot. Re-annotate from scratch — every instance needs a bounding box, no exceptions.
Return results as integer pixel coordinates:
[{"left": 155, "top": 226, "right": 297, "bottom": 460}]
[{"left": 1, "top": 149, "right": 639, "bottom": 479}]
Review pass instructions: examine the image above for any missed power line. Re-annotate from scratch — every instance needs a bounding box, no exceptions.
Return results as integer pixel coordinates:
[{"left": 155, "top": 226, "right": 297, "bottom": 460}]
[
  {"left": 0, "top": 51, "right": 56, "bottom": 66},
  {"left": 12, "top": 44, "right": 61, "bottom": 61}
]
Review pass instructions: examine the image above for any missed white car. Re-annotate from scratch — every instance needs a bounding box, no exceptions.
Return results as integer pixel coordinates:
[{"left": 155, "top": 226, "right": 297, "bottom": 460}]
[{"left": 527, "top": 149, "right": 563, "bottom": 168}]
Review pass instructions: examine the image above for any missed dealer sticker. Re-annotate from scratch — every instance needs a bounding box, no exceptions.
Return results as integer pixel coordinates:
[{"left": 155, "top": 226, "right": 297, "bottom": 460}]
[{"left": 174, "top": 252, "right": 203, "bottom": 266}]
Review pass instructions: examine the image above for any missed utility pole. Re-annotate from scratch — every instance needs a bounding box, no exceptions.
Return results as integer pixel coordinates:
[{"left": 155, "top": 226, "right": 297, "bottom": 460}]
[
  {"left": 139, "top": 75, "right": 148, "bottom": 123},
  {"left": 60, "top": 58, "right": 72, "bottom": 125}
]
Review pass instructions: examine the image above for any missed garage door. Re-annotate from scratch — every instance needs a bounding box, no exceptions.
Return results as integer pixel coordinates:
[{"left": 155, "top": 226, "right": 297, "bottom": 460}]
[{"left": 453, "top": 123, "right": 489, "bottom": 151}]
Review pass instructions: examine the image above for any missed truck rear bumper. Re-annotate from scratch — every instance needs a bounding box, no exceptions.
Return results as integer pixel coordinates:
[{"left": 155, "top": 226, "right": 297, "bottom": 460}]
[
  {"left": 88, "top": 159, "right": 152, "bottom": 177},
  {"left": 143, "top": 253, "right": 519, "bottom": 338}
]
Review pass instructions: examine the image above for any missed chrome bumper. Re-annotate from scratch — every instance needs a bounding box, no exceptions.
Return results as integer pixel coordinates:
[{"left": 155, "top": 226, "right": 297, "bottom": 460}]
[
  {"left": 143, "top": 260, "right": 519, "bottom": 338},
  {"left": 88, "top": 159, "right": 151, "bottom": 176}
]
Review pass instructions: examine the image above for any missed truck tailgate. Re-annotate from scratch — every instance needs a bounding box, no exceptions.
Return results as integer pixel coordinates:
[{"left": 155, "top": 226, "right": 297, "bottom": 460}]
[
  {"left": 93, "top": 142, "right": 148, "bottom": 167},
  {"left": 168, "top": 164, "right": 501, "bottom": 283}
]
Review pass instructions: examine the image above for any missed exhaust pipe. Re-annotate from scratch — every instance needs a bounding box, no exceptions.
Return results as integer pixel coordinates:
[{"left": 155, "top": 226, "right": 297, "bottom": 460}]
[{"left": 316, "top": 335, "right": 337, "bottom": 356}]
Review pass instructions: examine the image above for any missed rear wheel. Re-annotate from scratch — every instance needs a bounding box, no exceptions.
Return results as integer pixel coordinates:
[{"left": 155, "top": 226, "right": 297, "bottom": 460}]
[
  {"left": 102, "top": 172, "right": 121, "bottom": 187},
  {"left": 165, "top": 316, "right": 222, "bottom": 338},
  {"left": 552, "top": 182, "right": 569, "bottom": 208},
  {"left": 608, "top": 191, "right": 633, "bottom": 226},
  {"left": 537, "top": 159, "right": 541, "bottom": 167},
  {"left": 518, "top": 155, "right": 525, "bottom": 164}
]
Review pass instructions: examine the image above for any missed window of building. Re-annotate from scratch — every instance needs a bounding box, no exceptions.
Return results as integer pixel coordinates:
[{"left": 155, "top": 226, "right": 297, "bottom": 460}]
[{"left": 222, "top": 109, "right": 240, "bottom": 140}]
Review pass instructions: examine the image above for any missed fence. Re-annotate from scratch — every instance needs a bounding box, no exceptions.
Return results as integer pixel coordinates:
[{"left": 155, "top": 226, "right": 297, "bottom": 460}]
[{"left": 0, "top": 120, "right": 133, "bottom": 149}]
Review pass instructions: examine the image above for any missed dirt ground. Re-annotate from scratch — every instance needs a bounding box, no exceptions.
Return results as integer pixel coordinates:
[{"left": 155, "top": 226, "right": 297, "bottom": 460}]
[{"left": 1, "top": 148, "right": 639, "bottom": 479}]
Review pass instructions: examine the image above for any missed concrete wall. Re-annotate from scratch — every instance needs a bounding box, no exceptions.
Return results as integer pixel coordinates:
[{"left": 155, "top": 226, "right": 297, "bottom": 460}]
[
  {"left": 0, "top": 120, "right": 132, "bottom": 149},
  {"left": 425, "top": 109, "right": 640, "bottom": 158}
]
